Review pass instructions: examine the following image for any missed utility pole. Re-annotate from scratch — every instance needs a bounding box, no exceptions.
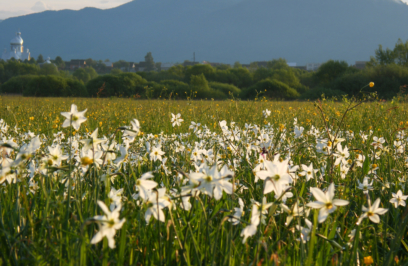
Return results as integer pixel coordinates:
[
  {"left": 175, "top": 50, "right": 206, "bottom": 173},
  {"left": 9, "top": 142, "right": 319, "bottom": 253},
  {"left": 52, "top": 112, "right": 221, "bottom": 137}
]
[{"left": 193, "top": 52, "right": 195, "bottom": 63}]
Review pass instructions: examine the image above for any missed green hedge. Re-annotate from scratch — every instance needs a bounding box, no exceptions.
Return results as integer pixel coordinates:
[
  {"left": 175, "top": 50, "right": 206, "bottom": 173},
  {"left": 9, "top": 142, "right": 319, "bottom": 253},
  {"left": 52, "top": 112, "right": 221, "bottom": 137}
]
[
  {"left": 1, "top": 75, "right": 87, "bottom": 97},
  {"left": 86, "top": 73, "right": 147, "bottom": 97},
  {"left": 240, "top": 79, "right": 299, "bottom": 100}
]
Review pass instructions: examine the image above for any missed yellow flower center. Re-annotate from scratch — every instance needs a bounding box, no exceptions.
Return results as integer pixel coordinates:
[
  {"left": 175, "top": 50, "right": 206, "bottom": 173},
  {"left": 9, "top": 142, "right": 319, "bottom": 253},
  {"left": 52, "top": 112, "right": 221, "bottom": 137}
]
[{"left": 81, "top": 157, "right": 93, "bottom": 166}]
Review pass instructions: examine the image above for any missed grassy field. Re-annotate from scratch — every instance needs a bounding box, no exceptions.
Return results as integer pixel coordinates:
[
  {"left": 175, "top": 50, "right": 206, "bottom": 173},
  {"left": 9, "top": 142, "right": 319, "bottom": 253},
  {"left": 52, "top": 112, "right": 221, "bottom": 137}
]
[{"left": 1, "top": 95, "right": 408, "bottom": 265}]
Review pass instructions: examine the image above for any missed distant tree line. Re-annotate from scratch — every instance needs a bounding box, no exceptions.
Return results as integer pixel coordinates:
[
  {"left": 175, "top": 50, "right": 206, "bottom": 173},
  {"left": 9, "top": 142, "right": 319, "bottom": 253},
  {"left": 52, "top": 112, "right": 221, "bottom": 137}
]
[{"left": 2, "top": 41, "right": 408, "bottom": 100}]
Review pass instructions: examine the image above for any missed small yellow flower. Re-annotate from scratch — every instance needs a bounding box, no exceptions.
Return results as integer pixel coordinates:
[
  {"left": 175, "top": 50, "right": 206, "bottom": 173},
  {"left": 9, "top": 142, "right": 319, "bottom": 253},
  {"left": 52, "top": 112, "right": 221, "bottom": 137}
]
[
  {"left": 369, "top": 82, "right": 375, "bottom": 88},
  {"left": 364, "top": 256, "right": 374, "bottom": 265}
]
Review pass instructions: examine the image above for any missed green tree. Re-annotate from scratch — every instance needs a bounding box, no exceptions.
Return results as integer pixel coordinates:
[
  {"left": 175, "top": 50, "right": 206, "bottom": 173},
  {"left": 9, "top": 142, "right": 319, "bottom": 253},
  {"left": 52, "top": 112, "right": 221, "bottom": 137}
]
[
  {"left": 155, "top": 62, "right": 162, "bottom": 72},
  {"left": 73, "top": 68, "right": 90, "bottom": 83},
  {"left": 85, "top": 67, "right": 98, "bottom": 80},
  {"left": 54, "top": 56, "right": 65, "bottom": 69},
  {"left": 167, "top": 65, "right": 185, "bottom": 78},
  {"left": 240, "top": 79, "right": 299, "bottom": 100},
  {"left": 368, "top": 39, "right": 408, "bottom": 67},
  {"left": 313, "top": 60, "right": 350, "bottom": 86},
  {"left": 39, "top": 64, "right": 59, "bottom": 75},
  {"left": 73, "top": 67, "right": 97, "bottom": 84},
  {"left": 85, "top": 58, "right": 98, "bottom": 68},
  {"left": 267, "top": 58, "right": 289, "bottom": 70},
  {"left": 113, "top": 60, "right": 129, "bottom": 70},
  {"left": 144, "top": 52, "right": 155, "bottom": 72},
  {"left": 111, "top": 68, "right": 123, "bottom": 75},
  {"left": 233, "top": 61, "right": 242, "bottom": 68},
  {"left": 37, "top": 54, "right": 44, "bottom": 64},
  {"left": 184, "top": 64, "right": 215, "bottom": 81}
]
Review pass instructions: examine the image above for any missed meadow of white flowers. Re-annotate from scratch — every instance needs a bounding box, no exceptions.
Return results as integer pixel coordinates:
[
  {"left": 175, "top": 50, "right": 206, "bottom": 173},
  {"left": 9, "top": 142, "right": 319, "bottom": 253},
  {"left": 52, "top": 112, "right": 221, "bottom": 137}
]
[{"left": 1, "top": 101, "right": 408, "bottom": 265}]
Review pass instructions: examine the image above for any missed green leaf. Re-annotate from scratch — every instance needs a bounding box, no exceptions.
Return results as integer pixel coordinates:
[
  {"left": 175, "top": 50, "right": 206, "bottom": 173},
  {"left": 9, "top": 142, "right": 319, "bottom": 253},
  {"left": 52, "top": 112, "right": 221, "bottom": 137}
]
[{"left": 362, "top": 153, "right": 370, "bottom": 176}]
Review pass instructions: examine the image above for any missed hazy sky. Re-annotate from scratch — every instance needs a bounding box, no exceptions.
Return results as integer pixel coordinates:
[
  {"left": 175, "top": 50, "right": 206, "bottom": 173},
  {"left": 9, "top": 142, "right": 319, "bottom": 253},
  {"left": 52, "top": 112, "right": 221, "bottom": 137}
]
[
  {"left": 1, "top": 0, "right": 408, "bottom": 20},
  {"left": 0, "top": 0, "right": 133, "bottom": 20}
]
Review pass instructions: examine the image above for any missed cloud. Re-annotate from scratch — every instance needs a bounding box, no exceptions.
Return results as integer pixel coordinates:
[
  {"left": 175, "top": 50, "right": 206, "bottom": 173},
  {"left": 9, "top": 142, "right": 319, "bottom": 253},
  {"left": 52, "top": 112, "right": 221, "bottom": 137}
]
[
  {"left": 31, "top": 1, "right": 51, "bottom": 12},
  {"left": 100, "top": 0, "right": 109, "bottom": 3}
]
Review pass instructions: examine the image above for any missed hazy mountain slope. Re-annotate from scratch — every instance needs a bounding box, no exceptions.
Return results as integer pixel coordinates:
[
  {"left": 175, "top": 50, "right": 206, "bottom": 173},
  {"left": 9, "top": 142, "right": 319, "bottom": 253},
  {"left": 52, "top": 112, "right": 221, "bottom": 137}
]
[{"left": 0, "top": 0, "right": 407, "bottom": 64}]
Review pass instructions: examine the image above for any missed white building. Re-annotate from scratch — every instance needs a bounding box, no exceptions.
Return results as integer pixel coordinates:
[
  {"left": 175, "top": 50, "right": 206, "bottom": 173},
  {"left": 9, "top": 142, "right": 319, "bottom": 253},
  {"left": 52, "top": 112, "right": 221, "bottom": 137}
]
[
  {"left": 1, "top": 32, "right": 31, "bottom": 61},
  {"left": 306, "top": 63, "right": 321, "bottom": 71}
]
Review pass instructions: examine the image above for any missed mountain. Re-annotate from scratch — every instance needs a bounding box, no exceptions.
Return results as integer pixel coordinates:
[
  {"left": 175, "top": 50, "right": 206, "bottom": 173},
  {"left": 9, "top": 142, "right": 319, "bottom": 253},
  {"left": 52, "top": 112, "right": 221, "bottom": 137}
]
[{"left": 1, "top": 0, "right": 408, "bottom": 65}]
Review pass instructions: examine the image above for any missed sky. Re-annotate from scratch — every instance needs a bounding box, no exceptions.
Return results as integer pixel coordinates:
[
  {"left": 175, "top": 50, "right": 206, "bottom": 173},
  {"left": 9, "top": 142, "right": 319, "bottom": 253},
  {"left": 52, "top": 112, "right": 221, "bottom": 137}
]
[
  {"left": 0, "top": 0, "right": 133, "bottom": 20},
  {"left": 1, "top": 0, "right": 408, "bottom": 20}
]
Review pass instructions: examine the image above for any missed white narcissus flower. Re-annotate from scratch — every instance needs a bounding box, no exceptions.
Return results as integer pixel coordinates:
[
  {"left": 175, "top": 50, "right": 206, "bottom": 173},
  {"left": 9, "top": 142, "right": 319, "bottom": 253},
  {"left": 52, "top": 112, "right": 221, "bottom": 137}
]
[
  {"left": 296, "top": 219, "right": 313, "bottom": 243},
  {"left": 90, "top": 201, "right": 126, "bottom": 249},
  {"left": 299, "top": 163, "right": 317, "bottom": 181},
  {"left": 123, "top": 119, "right": 141, "bottom": 137},
  {"left": 61, "top": 104, "right": 87, "bottom": 131},
  {"left": 281, "top": 202, "right": 305, "bottom": 226},
  {"left": 334, "top": 143, "right": 349, "bottom": 166},
  {"left": 150, "top": 145, "right": 165, "bottom": 162},
  {"left": 358, "top": 198, "right": 388, "bottom": 224},
  {"left": 262, "top": 109, "right": 271, "bottom": 118},
  {"left": 14, "top": 135, "right": 42, "bottom": 166},
  {"left": 46, "top": 144, "right": 68, "bottom": 166},
  {"left": 257, "top": 158, "right": 293, "bottom": 195},
  {"left": 240, "top": 204, "right": 260, "bottom": 243},
  {"left": 306, "top": 183, "right": 349, "bottom": 223},
  {"left": 77, "top": 148, "right": 103, "bottom": 170},
  {"left": 80, "top": 128, "right": 106, "bottom": 152},
  {"left": 108, "top": 188, "right": 123, "bottom": 211},
  {"left": 294, "top": 126, "right": 304, "bottom": 139},
  {"left": 135, "top": 172, "right": 158, "bottom": 201},
  {"left": 0, "top": 167, "right": 16, "bottom": 184},
  {"left": 355, "top": 154, "right": 365, "bottom": 168},
  {"left": 114, "top": 145, "right": 128, "bottom": 166},
  {"left": 228, "top": 198, "right": 244, "bottom": 225},
  {"left": 339, "top": 164, "right": 349, "bottom": 179},
  {"left": 357, "top": 177, "right": 373, "bottom": 194},
  {"left": 144, "top": 188, "right": 171, "bottom": 223},
  {"left": 171, "top": 113, "right": 184, "bottom": 127},
  {"left": 390, "top": 190, "right": 408, "bottom": 208},
  {"left": 189, "top": 164, "right": 234, "bottom": 200}
]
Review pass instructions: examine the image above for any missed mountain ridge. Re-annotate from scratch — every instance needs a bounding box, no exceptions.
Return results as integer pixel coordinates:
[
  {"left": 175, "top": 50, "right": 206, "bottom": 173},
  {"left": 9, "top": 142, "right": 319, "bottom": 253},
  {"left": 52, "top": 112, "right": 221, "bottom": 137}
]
[{"left": 1, "top": 0, "right": 408, "bottom": 64}]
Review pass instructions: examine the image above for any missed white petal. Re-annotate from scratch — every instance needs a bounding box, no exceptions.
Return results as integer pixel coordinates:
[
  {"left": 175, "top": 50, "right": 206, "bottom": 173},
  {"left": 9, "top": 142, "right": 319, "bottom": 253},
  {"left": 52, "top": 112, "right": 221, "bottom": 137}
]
[
  {"left": 307, "top": 201, "right": 325, "bottom": 209},
  {"left": 327, "top": 183, "right": 335, "bottom": 201},
  {"left": 369, "top": 214, "right": 380, "bottom": 223},
  {"left": 90, "top": 231, "right": 104, "bottom": 245},
  {"left": 374, "top": 208, "right": 388, "bottom": 215},
  {"left": 332, "top": 199, "right": 349, "bottom": 206},
  {"left": 310, "top": 187, "right": 327, "bottom": 203},
  {"left": 318, "top": 208, "right": 330, "bottom": 223},
  {"left": 97, "top": 200, "right": 111, "bottom": 216}
]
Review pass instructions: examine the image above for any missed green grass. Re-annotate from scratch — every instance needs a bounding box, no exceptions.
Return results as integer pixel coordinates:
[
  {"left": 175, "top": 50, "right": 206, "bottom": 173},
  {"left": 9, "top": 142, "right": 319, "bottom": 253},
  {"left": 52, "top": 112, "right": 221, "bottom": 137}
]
[{"left": 0, "top": 95, "right": 408, "bottom": 265}]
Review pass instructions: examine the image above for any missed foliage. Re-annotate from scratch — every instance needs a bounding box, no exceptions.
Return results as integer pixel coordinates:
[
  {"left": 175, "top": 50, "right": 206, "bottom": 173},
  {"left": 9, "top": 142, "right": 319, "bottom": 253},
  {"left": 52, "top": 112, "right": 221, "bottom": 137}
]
[
  {"left": 54, "top": 56, "right": 65, "bottom": 69},
  {"left": 313, "top": 60, "right": 354, "bottom": 86},
  {"left": 73, "top": 67, "right": 98, "bottom": 84},
  {"left": 241, "top": 79, "right": 300, "bottom": 100},
  {"left": 368, "top": 39, "right": 408, "bottom": 67},
  {"left": 332, "top": 64, "right": 408, "bottom": 99},
  {"left": 1, "top": 75, "right": 87, "bottom": 97},
  {"left": 39, "top": 64, "right": 59, "bottom": 76},
  {"left": 209, "top": 81, "right": 241, "bottom": 96},
  {"left": 86, "top": 72, "right": 147, "bottom": 97},
  {"left": 144, "top": 52, "right": 155, "bottom": 72}
]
